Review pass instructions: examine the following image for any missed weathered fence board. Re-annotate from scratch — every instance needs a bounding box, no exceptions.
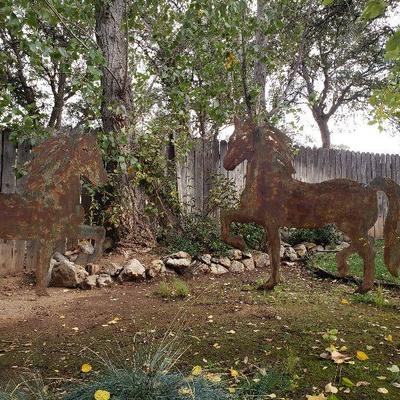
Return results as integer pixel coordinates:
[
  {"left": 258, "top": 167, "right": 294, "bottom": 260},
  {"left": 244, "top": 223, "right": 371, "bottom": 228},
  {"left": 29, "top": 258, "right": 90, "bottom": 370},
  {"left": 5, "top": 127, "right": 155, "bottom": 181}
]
[
  {"left": 177, "top": 141, "right": 400, "bottom": 240},
  {"left": 0, "top": 134, "right": 37, "bottom": 277}
]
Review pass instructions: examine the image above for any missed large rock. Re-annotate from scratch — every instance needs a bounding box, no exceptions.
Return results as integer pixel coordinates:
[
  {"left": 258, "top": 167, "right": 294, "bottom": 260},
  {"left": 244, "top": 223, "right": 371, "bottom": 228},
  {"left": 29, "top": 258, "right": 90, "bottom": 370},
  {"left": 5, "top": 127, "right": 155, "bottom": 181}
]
[
  {"left": 303, "top": 242, "right": 317, "bottom": 250},
  {"left": 97, "top": 274, "right": 114, "bottom": 288},
  {"left": 284, "top": 246, "right": 298, "bottom": 261},
  {"left": 165, "top": 251, "right": 192, "bottom": 273},
  {"left": 212, "top": 256, "right": 231, "bottom": 268},
  {"left": 293, "top": 244, "right": 307, "bottom": 258},
  {"left": 210, "top": 263, "right": 229, "bottom": 275},
  {"left": 50, "top": 256, "right": 89, "bottom": 288},
  {"left": 229, "top": 260, "right": 245, "bottom": 273},
  {"left": 336, "top": 242, "right": 350, "bottom": 251},
  {"left": 100, "top": 262, "right": 123, "bottom": 277},
  {"left": 78, "top": 241, "right": 95, "bottom": 255},
  {"left": 165, "top": 257, "right": 191, "bottom": 271},
  {"left": 242, "top": 257, "right": 255, "bottom": 271},
  {"left": 147, "top": 259, "right": 166, "bottom": 278},
  {"left": 228, "top": 249, "right": 242, "bottom": 260},
  {"left": 198, "top": 254, "right": 212, "bottom": 265},
  {"left": 119, "top": 259, "right": 146, "bottom": 281},
  {"left": 192, "top": 262, "right": 211, "bottom": 275},
  {"left": 83, "top": 274, "right": 98, "bottom": 289},
  {"left": 253, "top": 252, "right": 270, "bottom": 268}
]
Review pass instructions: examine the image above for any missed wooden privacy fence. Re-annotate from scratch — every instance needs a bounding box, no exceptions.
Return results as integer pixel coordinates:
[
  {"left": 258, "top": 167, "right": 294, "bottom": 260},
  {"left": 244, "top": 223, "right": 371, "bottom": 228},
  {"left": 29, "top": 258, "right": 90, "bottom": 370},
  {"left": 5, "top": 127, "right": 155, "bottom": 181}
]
[
  {"left": 0, "top": 132, "right": 38, "bottom": 277},
  {"left": 177, "top": 140, "right": 400, "bottom": 239}
]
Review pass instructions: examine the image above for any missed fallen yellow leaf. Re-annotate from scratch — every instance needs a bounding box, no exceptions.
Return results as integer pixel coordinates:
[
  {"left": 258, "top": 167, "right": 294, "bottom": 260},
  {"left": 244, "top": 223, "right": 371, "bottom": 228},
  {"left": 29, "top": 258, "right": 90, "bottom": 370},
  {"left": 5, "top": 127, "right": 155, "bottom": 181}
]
[
  {"left": 230, "top": 368, "right": 239, "bottom": 378},
  {"left": 178, "top": 387, "right": 192, "bottom": 396},
  {"left": 306, "top": 393, "right": 326, "bottom": 400},
  {"left": 94, "top": 389, "right": 111, "bottom": 400},
  {"left": 81, "top": 363, "right": 92, "bottom": 373},
  {"left": 206, "top": 373, "right": 222, "bottom": 383},
  {"left": 356, "top": 351, "right": 369, "bottom": 361},
  {"left": 191, "top": 365, "right": 202, "bottom": 376},
  {"left": 384, "top": 334, "right": 393, "bottom": 342}
]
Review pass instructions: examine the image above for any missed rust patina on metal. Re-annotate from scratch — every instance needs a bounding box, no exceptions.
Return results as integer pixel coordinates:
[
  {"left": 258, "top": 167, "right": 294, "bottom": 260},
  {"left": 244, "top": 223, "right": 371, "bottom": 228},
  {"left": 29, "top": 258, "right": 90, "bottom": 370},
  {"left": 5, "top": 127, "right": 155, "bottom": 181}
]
[
  {"left": 221, "top": 118, "right": 400, "bottom": 293},
  {"left": 0, "top": 133, "right": 107, "bottom": 296}
]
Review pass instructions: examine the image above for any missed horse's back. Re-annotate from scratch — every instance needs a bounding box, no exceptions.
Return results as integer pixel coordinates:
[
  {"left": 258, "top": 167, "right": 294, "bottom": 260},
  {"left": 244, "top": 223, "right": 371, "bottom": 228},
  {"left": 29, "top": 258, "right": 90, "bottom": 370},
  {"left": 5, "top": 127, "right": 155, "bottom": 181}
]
[{"left": 0, "top": 193, "right": 52, "bottom": 240}]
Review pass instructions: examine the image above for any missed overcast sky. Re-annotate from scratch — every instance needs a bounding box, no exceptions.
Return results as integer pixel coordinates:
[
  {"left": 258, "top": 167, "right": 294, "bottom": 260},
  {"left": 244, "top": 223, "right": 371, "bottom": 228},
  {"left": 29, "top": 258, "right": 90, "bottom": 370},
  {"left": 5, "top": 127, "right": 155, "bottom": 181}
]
[{"left": 293, "top": 109, "right": 400, "bottom": 154}]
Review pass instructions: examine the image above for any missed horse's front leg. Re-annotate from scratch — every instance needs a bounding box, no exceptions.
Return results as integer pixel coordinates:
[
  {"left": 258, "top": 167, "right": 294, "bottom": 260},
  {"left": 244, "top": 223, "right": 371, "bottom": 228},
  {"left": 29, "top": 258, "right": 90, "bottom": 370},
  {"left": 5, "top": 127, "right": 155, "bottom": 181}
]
[
  {"left": 35, "top": 239, "right": 54, "bottom": 296},
  {"left": 220, "top": 208, "right": 251, "bottom": 251},
  {"left": 259, "top": 224, "right": 281, "bottom": 291}
]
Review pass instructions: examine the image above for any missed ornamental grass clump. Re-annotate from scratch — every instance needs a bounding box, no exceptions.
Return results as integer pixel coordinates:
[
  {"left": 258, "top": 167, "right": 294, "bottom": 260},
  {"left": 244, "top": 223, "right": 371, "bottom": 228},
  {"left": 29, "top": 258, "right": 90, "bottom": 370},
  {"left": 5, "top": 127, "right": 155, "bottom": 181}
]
[{"left": 66, "top": 334, "right": 229, "bottom": 400}]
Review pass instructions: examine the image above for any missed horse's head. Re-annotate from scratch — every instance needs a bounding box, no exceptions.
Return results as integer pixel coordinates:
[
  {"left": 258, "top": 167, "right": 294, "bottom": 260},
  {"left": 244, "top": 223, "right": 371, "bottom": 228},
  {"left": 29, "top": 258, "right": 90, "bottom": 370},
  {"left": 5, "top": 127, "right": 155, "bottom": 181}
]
[
  {"left": 223, "top": 117, "right": 257, "bottom": 170},
  {"left": 76, "top": 134, "right": 108, "bottom": 186}
]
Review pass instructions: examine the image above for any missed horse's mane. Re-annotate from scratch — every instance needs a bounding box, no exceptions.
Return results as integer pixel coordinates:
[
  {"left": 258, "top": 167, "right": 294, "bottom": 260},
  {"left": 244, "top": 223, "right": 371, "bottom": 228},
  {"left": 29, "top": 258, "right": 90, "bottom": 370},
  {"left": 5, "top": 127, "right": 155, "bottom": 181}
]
[{"left": 261, "top": 124, "right": 296, "bottom": 177}]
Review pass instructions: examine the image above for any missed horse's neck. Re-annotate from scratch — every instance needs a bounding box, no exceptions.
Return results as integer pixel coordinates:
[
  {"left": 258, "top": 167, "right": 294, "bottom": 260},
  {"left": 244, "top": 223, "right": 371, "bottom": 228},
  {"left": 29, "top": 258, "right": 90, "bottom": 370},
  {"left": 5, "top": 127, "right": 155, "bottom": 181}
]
[
  {"left": 25, "top": 171, "right": 81, "bottom": 210},
  {"left": 245, "top": 149, "right": 286, "bottom": 187}
]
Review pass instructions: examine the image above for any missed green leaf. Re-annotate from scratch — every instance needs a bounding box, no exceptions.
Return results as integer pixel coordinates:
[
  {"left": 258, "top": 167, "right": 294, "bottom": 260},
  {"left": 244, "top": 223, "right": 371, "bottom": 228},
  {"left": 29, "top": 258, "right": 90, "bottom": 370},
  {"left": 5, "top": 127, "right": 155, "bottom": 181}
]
[
  {"left": 385, "top": 31, "right": 400, "bottom": 61},
  {"left": 361, "top": 0, "right": 387, "bottom": 20},
  {"left": 322, "top": 0, "right": 334, "bottom": 6},
  {"left": 342, "top": 377, "right": 354, "bottom": 387}
]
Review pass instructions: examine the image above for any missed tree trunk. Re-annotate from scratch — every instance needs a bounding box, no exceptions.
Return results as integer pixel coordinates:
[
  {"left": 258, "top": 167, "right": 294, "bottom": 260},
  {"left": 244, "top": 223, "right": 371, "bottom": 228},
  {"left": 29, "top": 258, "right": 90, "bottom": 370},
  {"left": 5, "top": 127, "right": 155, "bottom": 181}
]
[
  {"left": 253, "top": 0, "right": 267, "bottom": 117},
  {"left": 316, "top": 116, "right": 331, "bottom": 149},
  {"left": 95, "top": 0, "right": 132, "bottom": 130},
  {"left": 48, "top": 72, "right": 67, "bottom": 129},
  {"left": 95, "top": 0, "right": 155, "bottom": 247}
]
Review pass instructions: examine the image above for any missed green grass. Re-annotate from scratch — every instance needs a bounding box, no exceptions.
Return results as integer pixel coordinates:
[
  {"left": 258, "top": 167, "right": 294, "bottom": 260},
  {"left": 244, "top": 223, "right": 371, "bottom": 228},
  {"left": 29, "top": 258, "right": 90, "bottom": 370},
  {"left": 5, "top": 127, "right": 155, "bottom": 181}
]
[
  {"left": 310, "top": 240, "right": 400, "bottom": 284},
  {"left": 154, "top": 279, "right": 190, "bottom": 299}
]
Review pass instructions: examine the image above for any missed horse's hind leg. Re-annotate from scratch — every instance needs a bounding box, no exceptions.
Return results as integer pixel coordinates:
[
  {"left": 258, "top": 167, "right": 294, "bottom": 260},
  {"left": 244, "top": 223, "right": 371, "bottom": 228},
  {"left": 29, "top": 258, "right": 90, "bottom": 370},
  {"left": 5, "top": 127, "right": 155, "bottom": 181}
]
[
  {"left": 336, "top": 244, "right": 355, "bottom": 277},
  {"left": 354, "top": 234, "right": 376, "bottom": 293}
]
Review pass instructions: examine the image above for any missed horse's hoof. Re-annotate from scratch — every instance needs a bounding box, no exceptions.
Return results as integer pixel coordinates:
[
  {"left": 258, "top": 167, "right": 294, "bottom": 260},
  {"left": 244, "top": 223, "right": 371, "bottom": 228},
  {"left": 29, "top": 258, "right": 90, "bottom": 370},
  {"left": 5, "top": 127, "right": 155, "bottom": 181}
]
[
  {"left": 354, "top": 285, "right": 372, "bottom": 294},
  {"left": 36, "top": 288, "right": 50, "bottom": 297}
]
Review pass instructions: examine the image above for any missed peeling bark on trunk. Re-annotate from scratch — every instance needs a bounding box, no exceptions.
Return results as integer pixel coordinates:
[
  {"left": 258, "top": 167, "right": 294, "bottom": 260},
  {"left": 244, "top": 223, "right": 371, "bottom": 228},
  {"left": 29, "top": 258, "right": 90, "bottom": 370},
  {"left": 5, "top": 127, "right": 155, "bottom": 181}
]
[{"left": 95, "top": 0, "right": 155, "bottom": 248}]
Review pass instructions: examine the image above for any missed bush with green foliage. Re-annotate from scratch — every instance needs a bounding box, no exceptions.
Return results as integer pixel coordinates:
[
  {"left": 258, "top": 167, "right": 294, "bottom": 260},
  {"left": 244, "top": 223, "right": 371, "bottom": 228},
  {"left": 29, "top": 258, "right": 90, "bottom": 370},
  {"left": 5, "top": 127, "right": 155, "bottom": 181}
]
[
  {"left": 285, "top": 224, "right": 342, "bottom": 247},
  {"left": 232, "top": 223, "right": 266, "bottom": 250},
  {"left": 160, "top": 213, "right": 229, "bottom": 256}
]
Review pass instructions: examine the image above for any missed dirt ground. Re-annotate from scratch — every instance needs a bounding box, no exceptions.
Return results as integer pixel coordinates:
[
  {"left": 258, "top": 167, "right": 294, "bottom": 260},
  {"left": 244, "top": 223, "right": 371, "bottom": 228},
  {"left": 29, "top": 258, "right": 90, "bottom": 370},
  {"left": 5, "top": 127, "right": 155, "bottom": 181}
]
[{"left": 1, "top": 257, "right": 399, "bottom": 400}]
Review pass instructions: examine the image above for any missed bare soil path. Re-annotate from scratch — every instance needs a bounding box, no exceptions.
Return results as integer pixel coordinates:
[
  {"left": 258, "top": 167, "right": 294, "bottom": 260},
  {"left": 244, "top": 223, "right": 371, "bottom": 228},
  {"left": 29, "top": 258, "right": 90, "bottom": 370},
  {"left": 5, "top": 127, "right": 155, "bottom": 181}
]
[{"left": 1, "top": 261, "right": 399, "bottom": 400}]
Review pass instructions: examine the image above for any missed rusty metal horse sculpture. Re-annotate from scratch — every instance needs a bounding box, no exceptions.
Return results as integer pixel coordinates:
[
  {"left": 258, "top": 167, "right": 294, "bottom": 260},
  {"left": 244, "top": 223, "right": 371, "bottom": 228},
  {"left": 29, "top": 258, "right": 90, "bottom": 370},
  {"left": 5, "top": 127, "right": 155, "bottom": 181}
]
[
  {"left": 0, "top": 133, "right": 107, "bottom": 295},
  {"left": 221, "top": 118, "right": 400, "bottom": 293}
]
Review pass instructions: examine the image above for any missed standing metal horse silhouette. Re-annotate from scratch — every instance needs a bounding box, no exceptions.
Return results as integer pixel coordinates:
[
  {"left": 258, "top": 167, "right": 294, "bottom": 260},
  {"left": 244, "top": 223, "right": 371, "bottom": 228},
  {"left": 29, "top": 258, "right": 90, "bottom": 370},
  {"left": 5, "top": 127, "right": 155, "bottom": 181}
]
[
  {"left": 0, "top": 133, "right": 107, "bottom": 296},
  {"left": 221, "top": 118, "right": 400, "bottom": 293}
]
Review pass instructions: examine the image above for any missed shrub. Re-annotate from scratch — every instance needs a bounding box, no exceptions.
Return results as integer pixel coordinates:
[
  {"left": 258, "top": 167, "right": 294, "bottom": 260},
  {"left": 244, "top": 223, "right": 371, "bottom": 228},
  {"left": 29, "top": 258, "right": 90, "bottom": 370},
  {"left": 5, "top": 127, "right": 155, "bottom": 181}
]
[
  {"left": 159, "top": 213, "right": 229, "bottom": 256},
  {"left": 232, "top": 223, "right": 266, "bottom": 250},
  {"left": 155, "top": 279, "right": 190, "bottom": 299},
  {"left": 285, "top": 224, "right": 342, "bottom": 247}
]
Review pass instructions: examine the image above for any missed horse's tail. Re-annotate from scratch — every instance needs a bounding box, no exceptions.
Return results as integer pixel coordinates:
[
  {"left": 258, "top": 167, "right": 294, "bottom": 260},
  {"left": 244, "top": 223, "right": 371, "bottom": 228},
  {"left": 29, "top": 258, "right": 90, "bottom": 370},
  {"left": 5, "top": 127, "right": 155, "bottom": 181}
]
[{"left": 369, "top": 177, "right": 400, "bottom": 277}]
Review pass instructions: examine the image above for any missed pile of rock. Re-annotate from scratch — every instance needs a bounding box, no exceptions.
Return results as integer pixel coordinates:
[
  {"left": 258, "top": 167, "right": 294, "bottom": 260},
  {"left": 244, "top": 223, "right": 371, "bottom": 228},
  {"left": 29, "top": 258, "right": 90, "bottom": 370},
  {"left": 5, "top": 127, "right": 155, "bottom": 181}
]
[{"left": 48, "top": 240, "right": 349, "bottom": 289}]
